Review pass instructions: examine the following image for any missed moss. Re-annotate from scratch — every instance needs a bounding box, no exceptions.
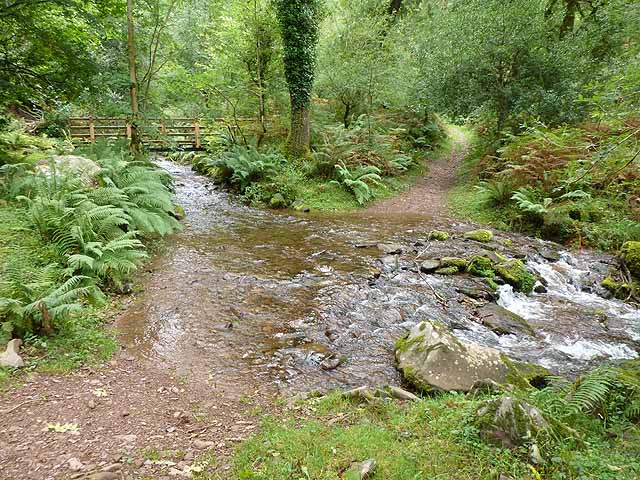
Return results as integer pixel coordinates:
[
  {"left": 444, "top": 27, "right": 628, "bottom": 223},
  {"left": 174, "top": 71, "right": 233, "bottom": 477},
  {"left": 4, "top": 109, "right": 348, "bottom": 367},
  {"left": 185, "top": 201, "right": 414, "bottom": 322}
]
[
  {"left": 501, "top": 354, "right": 550, "bottom": 390},
  {"left": 484, "top": 278, "right": 499, "bottom": 290},
  {"left": 495, "top": 259, "right": 536, "bottom": 294},
  {"left": 269, "top": 193, "right": 287, "bottom": 209},
  {"left": 394, "top": 332, "right": 425, "bottom": 355},
  {"left": 400, "top": 365, "right": 432, "bottom": 393},
  {"left": 602, "top": 276, "right": 636, "bottom": 300},
  {"left": 435, "top": 266, "right": 459, "bottom": 275},
  {"left": 428, "top": 230, "right": 449, "bottom": 241},
  {"left": 464, "top": 229, "right": 494, "bottom": 242},
  {"left": 173, "top": 204, "right": 185, "bottom": 220},
  {"left": 621, "top": 241, "right": 640, "bottom": 278},
  {"left": 467, "top": 255, "right": 495, "bottom": 278},
  {"left": 439, "top": 257, "right": 468, "bottom": 270}
]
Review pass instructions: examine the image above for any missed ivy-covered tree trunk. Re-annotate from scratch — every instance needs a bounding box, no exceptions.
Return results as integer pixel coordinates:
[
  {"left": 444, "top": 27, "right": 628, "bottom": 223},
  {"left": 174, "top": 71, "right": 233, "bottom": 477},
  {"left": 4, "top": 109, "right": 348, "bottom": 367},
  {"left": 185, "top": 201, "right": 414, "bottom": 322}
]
[
  {"left": 127, "top": 0, "right": 142, "bottom": 157},
  {"left": 290, "top": 102, "right": 310, "bottom": 153},
  {"left": 275, "top": 0, "right": 322, "bottom": 158}
]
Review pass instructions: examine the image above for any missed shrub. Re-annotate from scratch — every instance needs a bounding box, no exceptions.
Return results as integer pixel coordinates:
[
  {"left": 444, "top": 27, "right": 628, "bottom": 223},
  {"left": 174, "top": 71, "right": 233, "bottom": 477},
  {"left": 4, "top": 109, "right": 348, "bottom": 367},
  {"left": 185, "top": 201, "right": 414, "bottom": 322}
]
[
  {"left": 212, "top": 146, "right": 284, "bottom": 193},
  {"left": 330, "top": 161, "right": 382, "bottom": 205}
]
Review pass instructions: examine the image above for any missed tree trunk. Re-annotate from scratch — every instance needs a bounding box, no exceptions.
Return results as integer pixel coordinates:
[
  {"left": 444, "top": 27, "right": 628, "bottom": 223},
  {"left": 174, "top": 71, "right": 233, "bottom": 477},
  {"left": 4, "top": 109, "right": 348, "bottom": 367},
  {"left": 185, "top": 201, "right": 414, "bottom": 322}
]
[
  {"left": 560, "top": 0, "right": 577, "bottom": 38},
  {"left": 127, "top": 0, "right": 142, "bottom": 157},
  {"left": 255, "top": 13, "right": 267, "bottom": 149},
  {"left": 289, "top": 100, "right": 310, "bottom": 157},
  {"left": 343, "top": 102, "right": 351, "bottom": 129},
  {"left": 388, "top": 0, "right": 403, "bottom": 15}
]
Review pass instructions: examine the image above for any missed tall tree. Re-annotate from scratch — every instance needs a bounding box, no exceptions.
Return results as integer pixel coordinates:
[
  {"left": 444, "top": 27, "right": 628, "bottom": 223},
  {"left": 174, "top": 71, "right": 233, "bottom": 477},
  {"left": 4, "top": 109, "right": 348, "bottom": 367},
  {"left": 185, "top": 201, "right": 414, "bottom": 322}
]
[
  {"left": 127, "top": 0, "right": 142, "bottom": 155},
  {"left": 274, "top": 0, "right": 322, "bottom": 157}
]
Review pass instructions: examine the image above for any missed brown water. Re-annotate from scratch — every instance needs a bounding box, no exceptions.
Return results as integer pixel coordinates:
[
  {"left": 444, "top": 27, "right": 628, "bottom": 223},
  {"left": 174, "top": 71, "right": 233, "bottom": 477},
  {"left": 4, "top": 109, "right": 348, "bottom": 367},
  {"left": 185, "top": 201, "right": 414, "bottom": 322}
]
[{"left": 117, "top": 160, "right": 639, "bottom": 394}]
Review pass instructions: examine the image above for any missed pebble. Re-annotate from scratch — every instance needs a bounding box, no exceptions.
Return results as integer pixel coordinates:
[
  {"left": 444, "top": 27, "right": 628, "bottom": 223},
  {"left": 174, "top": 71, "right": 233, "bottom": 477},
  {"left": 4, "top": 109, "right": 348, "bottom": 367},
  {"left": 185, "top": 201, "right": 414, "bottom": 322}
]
[
  {"left": 103, "top": 463, "right": 122, "bottom": 472},
  {"left": 87, "top": 473, "right": 119, "bottom": 480},
  {"left": 67, "top": 457, "right": 83, "bottom": 471},
  {"left": 193, "top": 439, "right": 215, "bottom": 449}
]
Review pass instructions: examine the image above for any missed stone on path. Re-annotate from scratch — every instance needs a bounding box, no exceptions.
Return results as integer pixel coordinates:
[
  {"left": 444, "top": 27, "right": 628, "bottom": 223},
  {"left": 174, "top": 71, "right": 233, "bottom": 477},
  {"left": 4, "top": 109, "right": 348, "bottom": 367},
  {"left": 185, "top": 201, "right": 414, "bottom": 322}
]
[
  {"left": 0, "top": 339, "right": 25, "bottom": 368},
  {"left": 377, "top": 243, "right": 404, "bottom": 255}
]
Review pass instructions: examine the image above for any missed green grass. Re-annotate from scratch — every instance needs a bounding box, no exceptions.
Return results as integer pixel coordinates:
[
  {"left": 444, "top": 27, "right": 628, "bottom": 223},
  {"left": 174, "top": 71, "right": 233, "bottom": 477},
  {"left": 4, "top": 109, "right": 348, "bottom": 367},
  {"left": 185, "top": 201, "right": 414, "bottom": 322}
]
[
  {"left": 214, "top": 392, "right": 640, "bottom": 480},
  {"left": 448, "top": 184, "right": 513, "bottom": 230}
]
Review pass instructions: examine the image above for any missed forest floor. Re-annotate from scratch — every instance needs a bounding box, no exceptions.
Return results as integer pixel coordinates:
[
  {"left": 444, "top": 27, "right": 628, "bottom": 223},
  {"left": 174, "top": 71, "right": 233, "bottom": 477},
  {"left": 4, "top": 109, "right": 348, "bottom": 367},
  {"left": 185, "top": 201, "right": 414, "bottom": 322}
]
[{"left": 1, "top": 128, "right": 475, "bottom": 480}]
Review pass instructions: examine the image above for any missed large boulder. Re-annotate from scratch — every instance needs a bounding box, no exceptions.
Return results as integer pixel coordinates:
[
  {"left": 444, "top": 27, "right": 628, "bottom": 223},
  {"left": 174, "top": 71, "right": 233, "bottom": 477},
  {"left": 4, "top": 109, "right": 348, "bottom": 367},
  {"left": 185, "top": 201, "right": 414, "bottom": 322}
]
[
  {"left": 395, "top": 320, "right": 545, "bottom": 392},
  {"left": 36, "top": 155, "right": 101, "bottom": 185}
]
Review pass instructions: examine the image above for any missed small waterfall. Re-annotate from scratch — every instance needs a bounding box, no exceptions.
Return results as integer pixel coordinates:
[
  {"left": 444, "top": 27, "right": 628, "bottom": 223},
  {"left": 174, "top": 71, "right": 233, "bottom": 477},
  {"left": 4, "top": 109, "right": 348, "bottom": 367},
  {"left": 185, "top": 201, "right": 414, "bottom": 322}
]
[{"left": 496, "top": 252, "right": 639, "bottom": 369}]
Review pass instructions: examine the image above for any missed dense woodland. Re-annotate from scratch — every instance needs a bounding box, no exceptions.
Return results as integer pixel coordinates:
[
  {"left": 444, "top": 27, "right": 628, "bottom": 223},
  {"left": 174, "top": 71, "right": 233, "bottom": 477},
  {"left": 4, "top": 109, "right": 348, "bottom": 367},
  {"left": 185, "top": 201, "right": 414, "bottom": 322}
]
[{"left": 1, "top": 0, "right": 640, "bottom": 479}]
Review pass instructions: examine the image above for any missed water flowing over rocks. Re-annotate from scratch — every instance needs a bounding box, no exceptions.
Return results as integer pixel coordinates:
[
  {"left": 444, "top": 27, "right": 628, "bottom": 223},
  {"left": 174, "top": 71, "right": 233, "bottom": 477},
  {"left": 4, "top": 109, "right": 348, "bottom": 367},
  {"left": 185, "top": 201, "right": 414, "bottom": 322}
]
[{"left": 115, "top": 159, "right": 639, "bottom": 397}]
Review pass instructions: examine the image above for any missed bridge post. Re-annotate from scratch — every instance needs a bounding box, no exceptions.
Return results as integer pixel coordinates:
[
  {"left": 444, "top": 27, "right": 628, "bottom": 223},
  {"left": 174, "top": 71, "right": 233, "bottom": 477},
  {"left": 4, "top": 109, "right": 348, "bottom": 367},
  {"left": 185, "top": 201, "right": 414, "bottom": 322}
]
[
  {"left": 194, "top": 120, "right": 201, "bottom": 149},
  {"left": 89, "top": 117, "right": 95, "bottom": 143},
  {"left": 126, "top": 122, "right": 132, "bottom": 140}
]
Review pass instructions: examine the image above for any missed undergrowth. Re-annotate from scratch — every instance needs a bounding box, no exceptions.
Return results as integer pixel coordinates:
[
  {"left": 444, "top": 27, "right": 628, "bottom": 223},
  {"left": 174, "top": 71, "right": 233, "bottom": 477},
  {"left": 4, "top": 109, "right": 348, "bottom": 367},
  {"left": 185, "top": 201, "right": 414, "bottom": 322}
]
[
  {"left": 213, "top": 361, "right": 640, "bottom": 480},
  {"left": 451, "top": 120, "right": 640, "bottom": 253},
  {"left": 0, "top": 130, "right": 179, "bottom": 382}
]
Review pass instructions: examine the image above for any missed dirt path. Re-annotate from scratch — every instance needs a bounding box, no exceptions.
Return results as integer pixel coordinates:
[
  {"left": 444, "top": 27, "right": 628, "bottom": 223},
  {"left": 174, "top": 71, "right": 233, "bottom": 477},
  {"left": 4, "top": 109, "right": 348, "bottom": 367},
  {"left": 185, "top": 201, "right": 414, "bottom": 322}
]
[
  {"left": 366, "top": 125, "right": 469, "bottom": 216},
  {"left": 0, "top": 349, "right": 270, "bottom": 479}
]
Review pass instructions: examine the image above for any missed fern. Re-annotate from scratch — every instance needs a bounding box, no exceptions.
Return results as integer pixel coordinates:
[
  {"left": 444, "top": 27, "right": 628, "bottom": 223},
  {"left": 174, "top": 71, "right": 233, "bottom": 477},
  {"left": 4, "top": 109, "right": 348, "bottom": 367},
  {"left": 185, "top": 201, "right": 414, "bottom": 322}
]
[
  {"left": 511, "top": 189, "right": 552, "bottom": 215},
  {"left": 331, "top": 161, "right": 383, "bottom": 205}
]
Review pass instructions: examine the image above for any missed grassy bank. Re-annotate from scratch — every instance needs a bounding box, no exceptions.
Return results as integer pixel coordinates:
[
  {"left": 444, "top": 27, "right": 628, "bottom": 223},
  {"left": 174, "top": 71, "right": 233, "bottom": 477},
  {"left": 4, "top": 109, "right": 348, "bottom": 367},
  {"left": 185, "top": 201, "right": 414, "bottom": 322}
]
[
  {"left": 211, "top": 361, "right": 640, "bottom": 480},
  {"left": 449, "top": 122, "right": 640, "bottom": 253},
  {"left": 177, "top": 112, "right": 446, "bottom": 212}
]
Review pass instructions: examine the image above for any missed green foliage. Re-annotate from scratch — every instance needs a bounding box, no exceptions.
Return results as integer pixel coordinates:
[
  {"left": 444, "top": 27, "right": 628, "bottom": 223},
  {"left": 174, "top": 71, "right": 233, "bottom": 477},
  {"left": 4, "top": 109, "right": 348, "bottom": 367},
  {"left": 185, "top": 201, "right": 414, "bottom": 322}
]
[
  {"left": 312, "top": 118, "right": 419, "bottom": 177},
  {"left": 534, "top": 361, "right": 640, "bottom": 425},
  {"left": 0, "top": 133, "right": 179, "bottom": 341},
  {"left": 456, "top": 117, "right": 640, "bottom": 252},
  {"left": 225, "top": 387, "right": 640, "bottom": 480},
  {"left": 274, "top": 0, "right": 322, "bottom": 109},
  {"left": 330, "top": 161, "right": 382, "bottom": 206},
  {"left": 211, "top": 146, "right": 284, "bottom": 193}
]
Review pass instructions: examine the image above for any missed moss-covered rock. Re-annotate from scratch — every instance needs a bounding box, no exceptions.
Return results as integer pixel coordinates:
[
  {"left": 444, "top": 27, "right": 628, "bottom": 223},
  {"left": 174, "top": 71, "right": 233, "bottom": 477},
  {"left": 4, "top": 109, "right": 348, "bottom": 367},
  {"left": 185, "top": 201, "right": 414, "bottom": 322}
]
[
  {"left": 495, "top": 259, "right": 535, "bottom": 294},
  {"left": 173, "top": 204, "right": 185, "bottom": 220},
  {"left": 395, "top": 320, "right": 546, "bottom": 393},
  {"left": 435, "top": 266, "right": 459, "bottom": 275},
  {"left": 440, "top": 257, "right": 468, "bottom": 270},
  {"left": 602, "top": 276, "right": 636, "bottom": 300},
  {"left": 269, "top": 193, "right": 287, "bottom": 209},
  {"left": 291, "top": 199, "right": 310, "bottom": 212},
  {"left": 476, "top": 395, "right": 549, "bottom": 464},
  {"left": 467, "top": 255, "right": 495, "bottom": 278},
  {"left": 464, "top": 229, "right": 494, "bottom": 242},
  {"left": 621, "top": 241, "right": 640, "bottom": 278},
  {"left": 428, "top": 230, "right": 449, "bottom": 241}
]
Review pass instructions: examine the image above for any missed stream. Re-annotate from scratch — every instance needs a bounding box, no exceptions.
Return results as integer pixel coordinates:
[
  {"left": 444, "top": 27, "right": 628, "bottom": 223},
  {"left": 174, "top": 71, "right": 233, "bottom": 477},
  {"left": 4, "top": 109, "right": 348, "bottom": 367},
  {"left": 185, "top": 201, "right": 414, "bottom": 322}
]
[{"left": 117, "top": 159, "right": 640, "bottom": 395}]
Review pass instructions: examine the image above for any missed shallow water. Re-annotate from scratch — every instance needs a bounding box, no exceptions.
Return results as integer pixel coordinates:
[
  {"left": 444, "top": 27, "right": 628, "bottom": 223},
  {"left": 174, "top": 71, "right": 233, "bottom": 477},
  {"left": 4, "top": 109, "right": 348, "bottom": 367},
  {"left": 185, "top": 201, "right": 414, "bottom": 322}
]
[{"left": 117, "top": 160, "right": 639, "bottom": 394}]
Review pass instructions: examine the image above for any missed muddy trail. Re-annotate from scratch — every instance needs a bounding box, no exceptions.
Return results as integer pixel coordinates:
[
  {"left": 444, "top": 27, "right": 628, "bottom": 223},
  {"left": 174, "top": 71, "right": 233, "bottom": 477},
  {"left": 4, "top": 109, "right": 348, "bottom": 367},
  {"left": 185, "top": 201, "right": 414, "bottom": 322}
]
[{"left": 1, "top": 137, "right": 639, "bottom": 480}]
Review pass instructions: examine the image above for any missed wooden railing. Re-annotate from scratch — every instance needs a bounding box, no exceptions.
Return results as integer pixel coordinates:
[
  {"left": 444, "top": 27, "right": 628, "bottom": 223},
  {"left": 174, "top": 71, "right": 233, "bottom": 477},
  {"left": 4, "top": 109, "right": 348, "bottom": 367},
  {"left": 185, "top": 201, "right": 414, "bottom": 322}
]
[{"left": 68, "top": 117, "right": 206, "bottom": 148}]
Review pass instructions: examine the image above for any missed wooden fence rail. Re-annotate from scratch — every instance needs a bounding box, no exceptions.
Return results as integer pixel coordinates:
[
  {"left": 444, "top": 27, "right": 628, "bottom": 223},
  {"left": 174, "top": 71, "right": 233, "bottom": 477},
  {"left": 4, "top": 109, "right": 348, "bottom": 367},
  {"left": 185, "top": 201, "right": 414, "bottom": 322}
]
[{"left": 68, "top": 117, "right": 207, "bottom": 149}]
